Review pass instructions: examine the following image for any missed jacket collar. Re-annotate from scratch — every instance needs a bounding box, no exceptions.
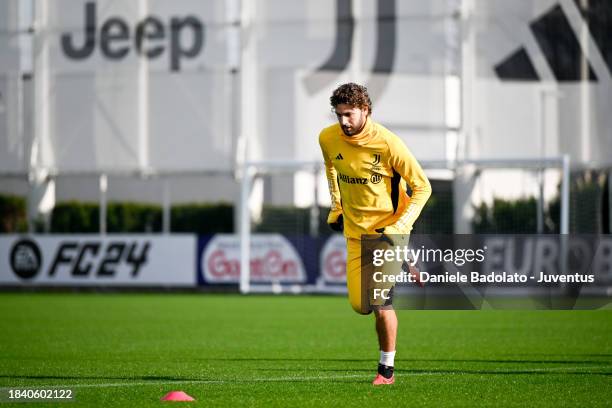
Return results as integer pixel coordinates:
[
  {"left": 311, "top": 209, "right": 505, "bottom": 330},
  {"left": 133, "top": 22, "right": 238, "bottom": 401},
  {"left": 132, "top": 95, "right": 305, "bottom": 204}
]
[{"left": 339, "top": 116, "right": 374, "bottom": 146}]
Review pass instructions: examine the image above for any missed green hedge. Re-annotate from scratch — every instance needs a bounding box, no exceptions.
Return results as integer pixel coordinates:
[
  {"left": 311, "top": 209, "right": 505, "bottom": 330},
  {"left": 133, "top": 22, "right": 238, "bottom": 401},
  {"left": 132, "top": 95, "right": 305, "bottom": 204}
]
[
  {"left": 21, "top": 174, "right": 610, "bottom": 235},
  {"left": 547, "top": 170, "right": 608, "bottom": 233},
  {"left": 255, "top": 188, "right": 453, "bottom": 236},
  {"left": 412, "top": 189, "right": 454, "bottom": 234},
  {"left": 255, "top": 205, "right": 327, "bottom": 235},
  {"left": 171, "top": 203, "right": 233, "bottom": 233},
  {"left": 108, "top": 202, "right": 162, "bottom": 233},
  {"left": 473, "top": 197, "right": 538, "bottom": 233},
  {"left": 0, "top": 194, "right": 28, "bottom": 233},
  {"left": 51, "top": 201, "right": 100, "bottom": 233},
  {"left": 50, "top": 201, "right": 233, "bottom": 234},
  {"left": 473, "top": 170, "right": 611, "bottom": 233}
]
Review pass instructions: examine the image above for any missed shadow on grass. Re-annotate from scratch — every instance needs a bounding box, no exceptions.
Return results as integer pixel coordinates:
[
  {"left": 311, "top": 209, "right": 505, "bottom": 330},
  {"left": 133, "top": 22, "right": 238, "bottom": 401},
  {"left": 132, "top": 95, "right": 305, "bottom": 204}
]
[
  {"left": 250, "top": 367, "right": 612, "bottom": 376},
  {"left": 0, "top": 374, "right": 201, "bottom": 382},
  {"left": 197, "top": 357, "right": 612, "bottom": 365}
]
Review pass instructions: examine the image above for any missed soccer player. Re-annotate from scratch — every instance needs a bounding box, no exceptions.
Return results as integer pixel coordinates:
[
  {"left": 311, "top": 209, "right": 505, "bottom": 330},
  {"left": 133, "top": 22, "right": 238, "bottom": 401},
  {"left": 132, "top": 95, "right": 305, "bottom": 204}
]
[{"left": 319, "top": 83, "right": 431, "bottom": 385}]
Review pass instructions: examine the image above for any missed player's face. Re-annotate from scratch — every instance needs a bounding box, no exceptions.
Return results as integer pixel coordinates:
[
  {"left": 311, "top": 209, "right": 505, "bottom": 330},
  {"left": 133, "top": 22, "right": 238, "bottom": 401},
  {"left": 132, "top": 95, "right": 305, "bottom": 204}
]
[{"left": 334, "top": 104, "right": 368, "bottom": 136}]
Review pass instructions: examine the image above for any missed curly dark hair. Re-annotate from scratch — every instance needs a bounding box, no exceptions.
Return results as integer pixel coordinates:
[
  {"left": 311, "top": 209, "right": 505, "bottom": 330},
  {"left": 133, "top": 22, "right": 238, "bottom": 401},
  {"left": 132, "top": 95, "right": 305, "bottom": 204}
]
[{"left": 330, "top": 83, "right": 372, "bottom": 114}]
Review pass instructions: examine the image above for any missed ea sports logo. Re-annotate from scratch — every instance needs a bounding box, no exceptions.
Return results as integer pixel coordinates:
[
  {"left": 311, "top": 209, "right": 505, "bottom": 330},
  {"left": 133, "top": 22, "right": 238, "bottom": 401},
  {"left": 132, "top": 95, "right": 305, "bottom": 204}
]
[
  {"left": 370, "top": 173, "right": 382, "bottom": 184},
  {"left": 10, "top": 239, "right": 42, "bottom": 280}
]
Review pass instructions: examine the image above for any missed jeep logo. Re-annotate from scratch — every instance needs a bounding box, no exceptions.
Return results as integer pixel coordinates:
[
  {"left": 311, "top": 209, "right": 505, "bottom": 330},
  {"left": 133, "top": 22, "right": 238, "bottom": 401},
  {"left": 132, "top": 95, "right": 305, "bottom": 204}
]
[{"left": 61, "top": 2, "right": 205, "bottom": 71}]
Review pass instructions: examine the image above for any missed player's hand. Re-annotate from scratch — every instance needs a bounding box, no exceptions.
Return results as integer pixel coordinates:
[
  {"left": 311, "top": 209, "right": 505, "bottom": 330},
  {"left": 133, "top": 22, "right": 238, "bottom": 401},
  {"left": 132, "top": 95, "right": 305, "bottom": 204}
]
[
  {"left": 374, "top": 224, "right": 409, "bottom": 247},
  {"left": 373, "top": 227, "right": 394, "bottom": 246},
  {"left": 327, "top": 210, "right": 343, "bottom": 232}
]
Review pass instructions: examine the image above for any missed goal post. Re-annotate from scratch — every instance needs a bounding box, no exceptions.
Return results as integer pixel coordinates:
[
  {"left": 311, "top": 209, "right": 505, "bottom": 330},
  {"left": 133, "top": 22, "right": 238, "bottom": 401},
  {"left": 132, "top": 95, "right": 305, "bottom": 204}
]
[{"left": 238, "top": 156, "right": 570, "bottom": 294}]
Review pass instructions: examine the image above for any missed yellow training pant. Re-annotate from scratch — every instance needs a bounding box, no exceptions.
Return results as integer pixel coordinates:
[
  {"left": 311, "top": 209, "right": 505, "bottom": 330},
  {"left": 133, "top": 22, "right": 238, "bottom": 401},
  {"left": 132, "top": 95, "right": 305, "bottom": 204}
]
[{"left": 346, "top": 236, "right": 408, "bottom": 314}]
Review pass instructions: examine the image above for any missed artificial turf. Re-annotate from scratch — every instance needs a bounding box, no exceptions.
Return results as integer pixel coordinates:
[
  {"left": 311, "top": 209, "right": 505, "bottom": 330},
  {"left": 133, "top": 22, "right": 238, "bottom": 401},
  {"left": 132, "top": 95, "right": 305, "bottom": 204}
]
[{"left": 0, "top": 293, "right": 610, "bottom": 407}]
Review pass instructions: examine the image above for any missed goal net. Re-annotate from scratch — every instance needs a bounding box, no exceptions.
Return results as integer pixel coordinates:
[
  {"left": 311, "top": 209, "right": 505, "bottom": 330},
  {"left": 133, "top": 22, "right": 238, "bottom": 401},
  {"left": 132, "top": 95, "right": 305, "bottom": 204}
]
[{"left": 238, "top": 157, "right": 571, "bottom": 294}]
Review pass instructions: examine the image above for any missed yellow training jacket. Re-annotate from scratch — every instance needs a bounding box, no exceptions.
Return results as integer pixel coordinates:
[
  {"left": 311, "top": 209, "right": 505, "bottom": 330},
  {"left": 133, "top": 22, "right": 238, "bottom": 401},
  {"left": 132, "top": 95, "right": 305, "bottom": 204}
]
[{"left": 319, "top": 116, "right": 432, "bottom": 239}]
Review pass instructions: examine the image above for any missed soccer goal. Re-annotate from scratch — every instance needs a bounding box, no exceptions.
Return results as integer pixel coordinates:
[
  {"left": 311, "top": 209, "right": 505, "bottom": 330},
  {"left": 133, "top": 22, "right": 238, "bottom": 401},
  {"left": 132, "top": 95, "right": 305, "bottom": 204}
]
[{"left": 238, "top": 156, "right": 571, "bottom": 294}]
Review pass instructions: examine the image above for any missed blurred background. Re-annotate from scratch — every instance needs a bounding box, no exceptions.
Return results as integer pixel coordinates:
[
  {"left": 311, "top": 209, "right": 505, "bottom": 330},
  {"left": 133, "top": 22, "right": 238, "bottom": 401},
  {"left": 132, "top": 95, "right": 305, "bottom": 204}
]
[{"left": 0, "top": 0, "right": 610, "bottom": 291}]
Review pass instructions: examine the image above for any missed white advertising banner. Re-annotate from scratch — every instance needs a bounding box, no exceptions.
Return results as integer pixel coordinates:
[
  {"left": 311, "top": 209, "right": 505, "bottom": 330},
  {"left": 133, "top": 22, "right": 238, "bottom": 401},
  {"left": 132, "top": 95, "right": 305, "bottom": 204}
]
[
  {"left": 469, "top": 0, "right": 612, "bottom": 166},
  {"left": 201, "top": 234, "right": 307, "bottom": 283},
  {"left": 0, "top": 235, "right": 196, "bottom": 286},
  {"left": 34, "top": 0, "right": 235, "bottom": 173},
  {"left": 254, "top": 0, "right": 455, "bottom": 164},
  {"left": 319, "top": 234, "right": 347, "bottom": 284},
  {"left": 42, "top": 0, "right": 231, "bottom": 73}
]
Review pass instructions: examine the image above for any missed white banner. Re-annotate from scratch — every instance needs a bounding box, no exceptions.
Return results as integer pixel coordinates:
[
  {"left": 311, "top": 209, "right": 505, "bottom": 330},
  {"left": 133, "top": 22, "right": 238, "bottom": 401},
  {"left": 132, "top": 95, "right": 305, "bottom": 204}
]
[
  {"left": 43, "top": 0, "right": 232, "bottom": 73},
  {"left": 33, "top": 0, "right": 235, "bottom": 173},
  {"left": 201, "top": 234, "right": 307, "bottom": 283},
  {"left": 0, "top": 235, "right": 196, "bottom": 286},
  {"left": 319, "top": 234, "right": 347, "bottom": 284},
  {"left": 469, "top": 0, "right": 612, "bottom": 166}
]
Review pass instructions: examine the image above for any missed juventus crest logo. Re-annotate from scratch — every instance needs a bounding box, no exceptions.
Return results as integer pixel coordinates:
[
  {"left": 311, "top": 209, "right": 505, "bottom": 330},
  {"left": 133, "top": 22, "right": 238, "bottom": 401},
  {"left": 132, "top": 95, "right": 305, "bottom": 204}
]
[{"left": 372, "top": 154, "right": 381, "bottom": 165}]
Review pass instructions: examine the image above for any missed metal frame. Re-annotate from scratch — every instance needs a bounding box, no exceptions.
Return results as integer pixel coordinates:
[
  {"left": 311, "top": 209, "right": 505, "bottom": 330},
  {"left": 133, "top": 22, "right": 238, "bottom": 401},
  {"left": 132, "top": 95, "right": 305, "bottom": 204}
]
[{"left": 238, "top": 156, "right": 571, "bottom": 294}]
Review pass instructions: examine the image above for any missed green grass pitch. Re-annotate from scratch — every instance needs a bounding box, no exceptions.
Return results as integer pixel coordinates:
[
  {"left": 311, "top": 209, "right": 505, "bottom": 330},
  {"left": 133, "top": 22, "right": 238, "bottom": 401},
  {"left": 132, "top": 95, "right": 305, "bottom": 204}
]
[{"left": 0, "top": 293, "right": 611, "bottom": 407}]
